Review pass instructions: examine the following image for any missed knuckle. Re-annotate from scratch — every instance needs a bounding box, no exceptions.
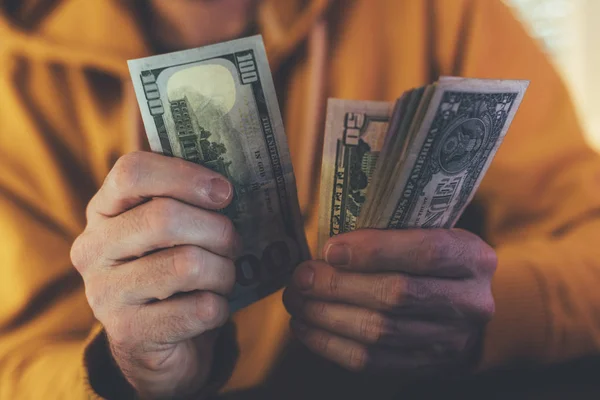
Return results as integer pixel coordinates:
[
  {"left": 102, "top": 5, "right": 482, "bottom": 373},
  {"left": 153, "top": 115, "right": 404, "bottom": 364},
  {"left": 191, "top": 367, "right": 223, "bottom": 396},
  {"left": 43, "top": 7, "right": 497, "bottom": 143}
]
[
  {"left": 145, "top": 199, "right": 180, "bottom": 237},
  {"left": 359, "top": 312, "right": 384, "bottom": 343},
  {"left": 172, "top": 246, "right": 203, "bottom": 281},
  {"left": 479, "top": 294, "right": 496, "bottom": 321},
  {"left": 85, "top": 196, "right": 99, "bottom": 223},
  {"left": 196, "top": 293, "right": 228, "bottom": 327},
  {"left": 312, "top": 331, "right": 331, "bottom": 354},
  {"left": 431, "top": 230, "right": 461, "bottom": 262},
  {"left": 463, "top": 285, "right": 495, "bottom": 322},
  {"left": 446, "top": 229, "right": 473, "bottom": 262},
  {"left": 414, "top": 230, "right": 445, "bottom": 266},
  {"left": 432, "top": 230, "right": 471, "bottom": 264},
  {"left": 70, "top": 234, "right": 88, "bottom": 272},
  {"left": 71, "top": 231, "right": 101, "bottom": 274},
  {"left": 377, "top": 276, "right": 405, "bottom": 308},
  {"left": 108, "top": 152, "right": 144, "bottom": 192},
  {"left": 404, "top": 277, "right": 432, "bottom": 304},
  {"left": 450, "top": 229, "right": 497, "bottom": 276},
  {"left": 216, "top": 216, "right": 238, "bottom": 255},
  {"left": 328, "top": 271, "right": 343, "bottom": 296},
  {"left": 415, "top": 230, "right": 482, "bottom": 276},
  {"left": 478, "top": 244, "right": 498, "bottom": 275},
  {"left": 197, "top": 293, "right": 218, "bottom": 321},
  {"left": 83, "top": 274, "right": 114, "bottom": 315},
  {"left": 309, "top": 301, "right": 329, "bottom": 321},
  {"left": 346, "top": 346, "right": 367, "bottom": 372}
]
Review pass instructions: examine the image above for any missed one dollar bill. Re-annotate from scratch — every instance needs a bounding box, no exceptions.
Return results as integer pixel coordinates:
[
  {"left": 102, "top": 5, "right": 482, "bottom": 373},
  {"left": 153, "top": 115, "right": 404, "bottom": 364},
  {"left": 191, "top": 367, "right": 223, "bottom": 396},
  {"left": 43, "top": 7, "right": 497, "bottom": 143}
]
[
  {"left": 128, "top": 35, "right": 309, "bottom": 312},
  {"left": 366, "top": 78, "right": 529, "bottom": 229},
  {"left": 319, "top": 78, "right": 528, "bottom": 251}
]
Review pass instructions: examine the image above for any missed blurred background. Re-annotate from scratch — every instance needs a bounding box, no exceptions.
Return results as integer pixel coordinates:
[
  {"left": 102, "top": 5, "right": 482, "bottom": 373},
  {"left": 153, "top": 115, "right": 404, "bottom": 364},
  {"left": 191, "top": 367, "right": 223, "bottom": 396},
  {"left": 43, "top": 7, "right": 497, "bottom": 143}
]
[{"left": 505, "top": 0, "right": 600, "bottom": 151}]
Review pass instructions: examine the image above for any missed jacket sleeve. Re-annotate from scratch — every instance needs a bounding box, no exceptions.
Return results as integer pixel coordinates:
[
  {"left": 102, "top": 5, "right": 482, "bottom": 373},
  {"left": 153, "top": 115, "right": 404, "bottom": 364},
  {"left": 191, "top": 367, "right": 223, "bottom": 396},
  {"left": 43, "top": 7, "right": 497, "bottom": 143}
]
[
  {"left": 0, "top": 46, "right": 135, "bottom": 398},
  {"left": 437, "top": 0, "right": 600, "bottom": 368}
]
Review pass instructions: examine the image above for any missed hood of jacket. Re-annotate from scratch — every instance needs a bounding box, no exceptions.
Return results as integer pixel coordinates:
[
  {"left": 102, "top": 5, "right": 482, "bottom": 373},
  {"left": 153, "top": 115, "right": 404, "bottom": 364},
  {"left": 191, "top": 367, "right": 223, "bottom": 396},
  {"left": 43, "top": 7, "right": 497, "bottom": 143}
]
[{"left": 0, "top": 0, "right": 332, "bottom": 77}]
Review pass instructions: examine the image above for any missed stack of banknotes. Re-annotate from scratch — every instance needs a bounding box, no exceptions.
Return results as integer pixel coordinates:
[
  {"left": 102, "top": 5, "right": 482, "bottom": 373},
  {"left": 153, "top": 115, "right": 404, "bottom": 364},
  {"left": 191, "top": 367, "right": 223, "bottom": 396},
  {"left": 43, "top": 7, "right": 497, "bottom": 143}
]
[{"left": 128, "top": 36, "right": 528, "bottom": 312}]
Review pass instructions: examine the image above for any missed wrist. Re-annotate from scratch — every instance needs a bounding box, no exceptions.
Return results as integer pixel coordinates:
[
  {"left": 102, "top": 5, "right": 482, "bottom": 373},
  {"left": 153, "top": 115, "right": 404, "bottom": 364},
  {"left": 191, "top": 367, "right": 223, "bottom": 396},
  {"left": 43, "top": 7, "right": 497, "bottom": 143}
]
[
  {"left": 84, "top": 321, "right": 239, "bottom": 399},
  {"left": 138, "top": 321, "right": 240, "bottom": 400}
]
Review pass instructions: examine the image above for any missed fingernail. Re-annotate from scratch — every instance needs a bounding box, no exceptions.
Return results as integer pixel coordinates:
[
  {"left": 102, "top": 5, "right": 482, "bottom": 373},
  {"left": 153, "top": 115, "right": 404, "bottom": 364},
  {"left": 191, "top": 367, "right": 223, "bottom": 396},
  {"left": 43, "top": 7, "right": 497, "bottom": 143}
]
[
  {"left": 208, "top": 178, "right": 231, "bottom": 204},
  {"left": 325, "top": 243, "right": 351, "bottom": 267},
  {"left": 293, "top": 264, "right": 315, "bottom": 291},
  {"left": 291, "top": 319, "right": 308, "bottom": 335}
]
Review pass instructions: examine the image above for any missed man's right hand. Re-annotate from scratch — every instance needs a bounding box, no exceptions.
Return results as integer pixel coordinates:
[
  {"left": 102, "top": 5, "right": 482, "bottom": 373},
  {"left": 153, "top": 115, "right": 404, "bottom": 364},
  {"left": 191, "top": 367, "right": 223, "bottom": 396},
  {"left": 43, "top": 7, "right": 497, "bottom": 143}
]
[{"left": 71, "top": 151, "right": 240, "bottom": 399}]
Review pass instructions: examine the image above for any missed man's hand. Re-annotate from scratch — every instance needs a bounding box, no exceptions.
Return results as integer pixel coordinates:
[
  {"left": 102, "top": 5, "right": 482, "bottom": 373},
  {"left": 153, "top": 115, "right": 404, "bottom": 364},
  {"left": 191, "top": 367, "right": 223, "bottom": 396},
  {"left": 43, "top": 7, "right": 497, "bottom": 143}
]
[
  {"left": 71, "top": 152, "right": 240, "bottom": 399},
  {"left": 284, "top": 229, "right": 496, "bottom": 376}
]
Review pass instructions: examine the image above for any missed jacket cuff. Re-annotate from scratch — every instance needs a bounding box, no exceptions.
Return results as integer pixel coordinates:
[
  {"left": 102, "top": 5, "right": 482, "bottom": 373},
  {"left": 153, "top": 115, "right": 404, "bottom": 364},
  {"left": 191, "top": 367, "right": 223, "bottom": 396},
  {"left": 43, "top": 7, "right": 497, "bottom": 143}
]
[
  {"left": 82, "top": 322, "right": 240, "bottom": 399},
  {"left": 82, "top": 324, "right": 136, "bottom": 399}
]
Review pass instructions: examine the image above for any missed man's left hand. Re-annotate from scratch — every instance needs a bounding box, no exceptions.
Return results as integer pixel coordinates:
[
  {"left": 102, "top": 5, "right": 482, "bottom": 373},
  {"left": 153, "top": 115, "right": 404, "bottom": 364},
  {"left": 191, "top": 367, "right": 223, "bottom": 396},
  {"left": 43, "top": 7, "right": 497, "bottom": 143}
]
[{"left": 283, "top": 229, "right": 497, "bottom": 375}]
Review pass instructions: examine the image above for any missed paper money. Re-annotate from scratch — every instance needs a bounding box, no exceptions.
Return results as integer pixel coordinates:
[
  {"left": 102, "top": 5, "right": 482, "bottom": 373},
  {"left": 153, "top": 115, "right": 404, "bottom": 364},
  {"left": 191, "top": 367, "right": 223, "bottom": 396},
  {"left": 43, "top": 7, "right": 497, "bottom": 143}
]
[
  {"left": 128, "top": 35, "right": 309, "bottom": 312},
  {"left": 364, "top": 78, "right": 529, "bottom": 229},
  {"left": 317, "top": 99, "right": 392, "bottom": 251},
  {"left": 320, "top": 77, "right": 528, "bottom": 250}
]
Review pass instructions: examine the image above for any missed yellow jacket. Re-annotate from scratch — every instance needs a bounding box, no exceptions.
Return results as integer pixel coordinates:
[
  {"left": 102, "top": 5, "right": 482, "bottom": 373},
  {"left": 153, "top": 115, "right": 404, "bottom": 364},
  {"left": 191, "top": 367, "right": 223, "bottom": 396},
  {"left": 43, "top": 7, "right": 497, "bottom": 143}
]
[{"left": 1, "top": 0, "right": 599, "bottom": 398}]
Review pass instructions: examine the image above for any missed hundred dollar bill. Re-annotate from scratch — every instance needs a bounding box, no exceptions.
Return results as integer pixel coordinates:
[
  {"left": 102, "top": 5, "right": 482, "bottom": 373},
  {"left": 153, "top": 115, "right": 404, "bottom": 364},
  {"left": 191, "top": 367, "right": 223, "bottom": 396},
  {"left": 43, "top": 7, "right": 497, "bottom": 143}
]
[
  {"left": 128, "top": 35, "right": 309, "bottom": 312},
  {"left": 318, "top": 99, "right": 392, "bottom": 252},
  {"left": 365, "top": 77, "right": 529, "bottom": 229}
]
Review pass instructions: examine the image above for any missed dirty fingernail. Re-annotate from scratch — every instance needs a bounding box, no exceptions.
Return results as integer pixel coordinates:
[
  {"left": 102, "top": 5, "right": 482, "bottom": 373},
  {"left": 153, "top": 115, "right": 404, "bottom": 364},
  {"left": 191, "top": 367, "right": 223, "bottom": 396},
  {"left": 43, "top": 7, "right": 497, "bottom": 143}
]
[
  {"left": 293, "top": 264, "right": 315, "bottom": 291},
  {"left": 208, "top": 178, "right": 231, "bottom": 204},
  {"left": 325, "top": 243, "right": 351, "bottom": 267}
]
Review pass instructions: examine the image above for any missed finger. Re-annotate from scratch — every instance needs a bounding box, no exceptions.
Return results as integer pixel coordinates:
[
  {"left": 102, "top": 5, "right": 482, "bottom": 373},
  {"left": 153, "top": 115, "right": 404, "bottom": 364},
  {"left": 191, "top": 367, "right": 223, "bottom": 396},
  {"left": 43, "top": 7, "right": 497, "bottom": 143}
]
[
  {"left": 111, "top": 246, "right": 236, "bottom": 304},
  {"left": 323, "top": 229, "right": 496, "bottom": 278},
  {"left": 283, "top": 289, "right": 470, "bottom": 349},
  {"left": 78, "top": 198, "right": 240, "bottom": 267},
  {"left": 290, "top": 260, "right": 399, "bottom": 311},
  {"left": 290, "top": 261, "right": 481, "bottom": 316},
  {"left": 291, "top": 260, "right": 408, "bottom": 311},
  {"left": 88, "top": 151, "right": 233, "bottom": 224},
  {"left": 125, "top": 291, "right": 229, "bottom": 345},
  {"left": 291, "top": 320, "right": 451, "bottom": 374}
]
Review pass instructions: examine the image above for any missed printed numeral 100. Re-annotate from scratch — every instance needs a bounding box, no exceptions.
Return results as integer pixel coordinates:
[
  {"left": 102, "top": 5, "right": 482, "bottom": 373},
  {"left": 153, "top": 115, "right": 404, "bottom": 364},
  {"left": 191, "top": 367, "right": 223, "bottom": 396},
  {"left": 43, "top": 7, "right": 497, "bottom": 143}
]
[{"left": 235, "top": 241, "right": 291, "bottom": 286}]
